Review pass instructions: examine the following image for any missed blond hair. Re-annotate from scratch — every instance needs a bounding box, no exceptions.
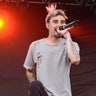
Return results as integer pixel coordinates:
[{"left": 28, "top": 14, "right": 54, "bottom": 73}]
[{"left": 45, "top": 9, "right": 68, "bottom": 23}]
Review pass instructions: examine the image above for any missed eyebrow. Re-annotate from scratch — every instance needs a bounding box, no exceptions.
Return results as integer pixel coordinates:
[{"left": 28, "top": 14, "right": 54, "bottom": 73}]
[
  {"left": 61, "top": 20, "right": 66, "bottom": 23},
  {"left": 52, "top": 20, "right": 66, "bottom": 23},
  {"left": 53, "top": 20, "right": 58, "bottom": 22}
]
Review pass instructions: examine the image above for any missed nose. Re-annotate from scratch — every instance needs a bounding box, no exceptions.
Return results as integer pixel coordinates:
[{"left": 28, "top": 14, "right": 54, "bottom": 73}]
[{"left": 57, "top": 22, "right": 62, "bottom": 27}]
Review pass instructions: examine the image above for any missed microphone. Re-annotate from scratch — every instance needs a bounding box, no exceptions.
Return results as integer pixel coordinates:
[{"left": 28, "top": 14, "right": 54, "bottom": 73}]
[{"left": 59, "top": 20, "right": 79, "bottom": 30}]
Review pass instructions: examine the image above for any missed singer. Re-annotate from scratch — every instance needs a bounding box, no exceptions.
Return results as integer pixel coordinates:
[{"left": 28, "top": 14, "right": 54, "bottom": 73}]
[{"left": 23, "top": 3, "right": 80, "bottom": 96}]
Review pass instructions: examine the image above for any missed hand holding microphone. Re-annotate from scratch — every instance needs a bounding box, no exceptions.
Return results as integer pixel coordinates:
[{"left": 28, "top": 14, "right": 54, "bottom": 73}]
[
  {"left": 55, "top": 20, "right": 79, "bottom": 36},
  {"left": 58, "top": 20, "right": 79, "bottom": 30},
  {"left": 55, "top": 20, "right": 79, "bottom": 38}
]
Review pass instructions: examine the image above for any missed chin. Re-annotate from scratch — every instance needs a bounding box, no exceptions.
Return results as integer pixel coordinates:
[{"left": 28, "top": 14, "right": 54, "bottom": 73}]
[{"left": 54, "top": 35, "right": 63, "bottom": 38}]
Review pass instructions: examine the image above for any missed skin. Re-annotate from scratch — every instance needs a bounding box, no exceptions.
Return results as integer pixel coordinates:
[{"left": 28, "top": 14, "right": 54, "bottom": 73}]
[{"left": 45, "top": 15, "right": 66, "bottom": 44}]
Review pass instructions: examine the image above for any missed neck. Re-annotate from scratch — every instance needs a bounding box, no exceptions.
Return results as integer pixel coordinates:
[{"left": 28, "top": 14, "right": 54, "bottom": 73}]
[{"left": 44, "top": 36, "right": 63, "bottom": 45}]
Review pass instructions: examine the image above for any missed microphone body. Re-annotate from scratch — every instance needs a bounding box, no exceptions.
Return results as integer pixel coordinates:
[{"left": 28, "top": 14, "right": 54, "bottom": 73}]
[{"left": 59, "top": 20, "right": 79, "bottom": 30}]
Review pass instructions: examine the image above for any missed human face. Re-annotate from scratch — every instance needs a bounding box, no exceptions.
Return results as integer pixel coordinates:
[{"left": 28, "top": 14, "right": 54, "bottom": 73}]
[{"left": 47, "top": 15, "right": 66, "bottom": 38}]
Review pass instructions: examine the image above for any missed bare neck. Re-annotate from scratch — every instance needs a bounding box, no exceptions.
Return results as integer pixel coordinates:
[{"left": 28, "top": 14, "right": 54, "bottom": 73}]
[{"left": 44, "top": 36, "right": 63, "bottom": 45}]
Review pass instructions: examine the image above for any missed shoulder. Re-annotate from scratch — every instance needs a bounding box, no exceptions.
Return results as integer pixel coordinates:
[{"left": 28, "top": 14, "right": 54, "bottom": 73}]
[
  {"left": 73, "top": 42, "right": 79, "bottom": 47},
  {"left": 73, "top": 41, "right": 80, "bottom": 51},
  {"left": 29, "top": 39, "right": 43, "bottom": 49}
]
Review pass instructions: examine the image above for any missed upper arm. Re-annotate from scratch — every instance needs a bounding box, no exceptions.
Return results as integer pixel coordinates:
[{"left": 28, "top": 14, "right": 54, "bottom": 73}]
[{"left": 23, "top": 43, "right": 35, "bottom": 70}]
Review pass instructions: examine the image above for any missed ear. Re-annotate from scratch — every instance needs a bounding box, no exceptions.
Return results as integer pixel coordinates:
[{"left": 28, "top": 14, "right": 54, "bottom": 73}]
[{"left": 46, "top": 23, "right": 49, "bottom": 29}]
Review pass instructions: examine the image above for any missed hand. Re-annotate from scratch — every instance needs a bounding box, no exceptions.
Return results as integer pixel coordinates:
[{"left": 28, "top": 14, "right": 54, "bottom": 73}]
[
  {"left": 56, "top": 26, "right": 72, "bottom": 36},
  {"left": 63, "top": 31, "right": 71, "bottom": 40}
]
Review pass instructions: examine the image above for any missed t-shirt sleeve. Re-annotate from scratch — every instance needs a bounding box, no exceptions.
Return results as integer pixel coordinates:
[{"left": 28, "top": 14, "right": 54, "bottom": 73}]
[
  {"left": 73, "top": 42, "right": 80, "bottom": 54},
  {"left": 23, "top": 43, "right": 35, "bottom": 70}
]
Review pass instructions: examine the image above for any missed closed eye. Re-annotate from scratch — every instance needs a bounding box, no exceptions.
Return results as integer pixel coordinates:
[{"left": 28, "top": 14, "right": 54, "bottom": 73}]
[
  {"left": 61, "top": 20, "right": 66, "bottom": 24},
  {"left": 53, "top": 20, "right": 58, "bottom": 24}
]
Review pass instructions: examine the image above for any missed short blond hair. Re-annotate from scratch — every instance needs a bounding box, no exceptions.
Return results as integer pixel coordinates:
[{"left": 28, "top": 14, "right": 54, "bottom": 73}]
[{"left": 45, "top": 9, "right": 68, "bottom": 23}]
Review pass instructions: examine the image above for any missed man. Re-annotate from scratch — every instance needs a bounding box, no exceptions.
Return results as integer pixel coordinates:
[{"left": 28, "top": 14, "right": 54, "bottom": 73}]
[{"left": 23, "top": 4, "right": 80, "bottom": 96}]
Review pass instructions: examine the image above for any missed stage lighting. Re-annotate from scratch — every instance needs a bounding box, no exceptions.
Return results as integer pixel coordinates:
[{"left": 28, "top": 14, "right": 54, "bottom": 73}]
[
  {"left": 0, "top": 17, "right": 4, "bottom": 29},
  {"left": 0, "top": 10, "right": 6, "bottom": 30},
  {"left": 16, "top": 0, "right": 29, "bottom": 8}
]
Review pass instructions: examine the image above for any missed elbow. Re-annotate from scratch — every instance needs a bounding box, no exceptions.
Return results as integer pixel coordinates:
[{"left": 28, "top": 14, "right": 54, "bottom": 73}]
[{"left": 71, "top": 56, "right": 80, "bottom": 65}]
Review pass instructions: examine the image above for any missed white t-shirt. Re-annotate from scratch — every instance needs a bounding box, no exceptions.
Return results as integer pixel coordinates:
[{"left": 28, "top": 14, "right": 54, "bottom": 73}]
[{"left": 23, "top": 39, "right": 80, "bottom": 96}]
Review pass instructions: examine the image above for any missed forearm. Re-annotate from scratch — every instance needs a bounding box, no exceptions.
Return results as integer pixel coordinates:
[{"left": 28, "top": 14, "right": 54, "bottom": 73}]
[
  {"left": 26, "top": 69, "right": 36, "bottom": 83},
  {"left": 66, "top": 34, "right": 80, "bottom": 64}
]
